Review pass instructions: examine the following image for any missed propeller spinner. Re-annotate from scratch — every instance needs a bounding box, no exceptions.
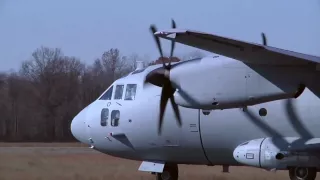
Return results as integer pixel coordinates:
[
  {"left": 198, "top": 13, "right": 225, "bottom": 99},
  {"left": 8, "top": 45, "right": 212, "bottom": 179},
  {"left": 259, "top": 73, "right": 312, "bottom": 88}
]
[{"left": 144, "top": 19, "right": 182, "bottom": 135}]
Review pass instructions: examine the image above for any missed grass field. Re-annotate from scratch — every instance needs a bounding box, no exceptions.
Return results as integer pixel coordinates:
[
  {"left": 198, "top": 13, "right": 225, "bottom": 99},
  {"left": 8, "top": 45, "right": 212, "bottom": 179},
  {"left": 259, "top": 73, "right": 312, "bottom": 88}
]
[
  {"left": 0, "top": 143, "right": 317, "bottom": 180},
  {"left": 0, "top": 142, "right": 86, "bottom": 147}
]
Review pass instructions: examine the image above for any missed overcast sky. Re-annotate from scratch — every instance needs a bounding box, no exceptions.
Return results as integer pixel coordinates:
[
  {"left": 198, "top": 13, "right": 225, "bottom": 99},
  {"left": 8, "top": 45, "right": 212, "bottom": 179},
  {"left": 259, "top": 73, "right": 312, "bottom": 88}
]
[{"left": 0, "top": 0, "right": 319, "bottom": 72}]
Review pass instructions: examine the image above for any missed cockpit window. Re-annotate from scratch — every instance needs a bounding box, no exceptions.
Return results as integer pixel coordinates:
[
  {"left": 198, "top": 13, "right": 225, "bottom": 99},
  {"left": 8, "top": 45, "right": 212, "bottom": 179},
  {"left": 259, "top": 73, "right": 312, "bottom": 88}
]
[
  {"left": 111, "top": 110, "right": 120, "bottom": 127},
  {"left": 99, "top": 86, "right": 113, "bottom": 100},
  {"left": 124, "top": 84, "right": 137, "bottom": 100},
  {"left": 100, "top": 108, "right": 109, "bottom": 126},
  {"left": 114, "top": 85, "right": 124, "bottom": 100}
]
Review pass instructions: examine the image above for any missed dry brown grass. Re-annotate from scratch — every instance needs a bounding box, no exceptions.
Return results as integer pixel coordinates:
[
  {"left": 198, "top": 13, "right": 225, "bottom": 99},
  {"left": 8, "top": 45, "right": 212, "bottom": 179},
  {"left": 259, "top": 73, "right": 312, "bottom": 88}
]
[
  {"left": 0, "top": 142, "right": 85, "bottom": 147},
  {"left": 0, "top": 143, "right": 318, "bottom": 180}
]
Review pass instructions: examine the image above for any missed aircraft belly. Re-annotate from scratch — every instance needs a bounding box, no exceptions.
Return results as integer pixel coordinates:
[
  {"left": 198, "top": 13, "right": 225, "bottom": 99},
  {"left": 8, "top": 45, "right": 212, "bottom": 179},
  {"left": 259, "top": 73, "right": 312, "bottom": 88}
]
[{"left": 199, "top": 89, "right": 320, "bottom": 165}]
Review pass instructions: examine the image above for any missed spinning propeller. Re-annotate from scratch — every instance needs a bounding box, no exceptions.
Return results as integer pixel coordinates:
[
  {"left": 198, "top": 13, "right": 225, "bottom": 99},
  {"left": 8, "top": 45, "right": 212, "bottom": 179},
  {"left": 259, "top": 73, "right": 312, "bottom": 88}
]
[
  {"left": 144, "top": 19, "right": 182, "bottom": 135},
  {"left": 144, "top": 27, "right": 269, "bottom": 135}
]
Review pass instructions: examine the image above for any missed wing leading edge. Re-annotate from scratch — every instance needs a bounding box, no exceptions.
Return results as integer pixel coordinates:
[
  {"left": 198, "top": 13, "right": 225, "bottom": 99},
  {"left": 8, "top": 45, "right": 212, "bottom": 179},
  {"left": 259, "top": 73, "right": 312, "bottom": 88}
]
[{"left": 154, "top": 29, "right": 320, "bottom": 66}]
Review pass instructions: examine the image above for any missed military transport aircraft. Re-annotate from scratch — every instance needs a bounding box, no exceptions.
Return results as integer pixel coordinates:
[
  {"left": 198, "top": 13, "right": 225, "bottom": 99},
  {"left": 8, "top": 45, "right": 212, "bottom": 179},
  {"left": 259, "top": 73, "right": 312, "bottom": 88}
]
[{"left": 70, "top": 20, "right": 320, "bottom": 180}]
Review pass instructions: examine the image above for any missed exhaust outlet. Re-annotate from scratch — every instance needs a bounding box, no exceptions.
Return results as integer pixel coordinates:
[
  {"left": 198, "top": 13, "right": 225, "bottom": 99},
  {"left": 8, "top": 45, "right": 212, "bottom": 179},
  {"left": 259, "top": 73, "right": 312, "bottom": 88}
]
[
  {"left": 275, "top": 151, "right": 290, "bottom": 160},
  {"left": 275, "top": 153, "right": 285, "bottom": 160}
]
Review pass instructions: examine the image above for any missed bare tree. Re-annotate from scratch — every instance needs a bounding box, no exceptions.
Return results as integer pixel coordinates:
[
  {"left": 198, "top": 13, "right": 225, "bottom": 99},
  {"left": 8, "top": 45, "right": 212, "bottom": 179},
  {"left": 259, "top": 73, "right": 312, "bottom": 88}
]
[
  {"left": 0, "top": 46, "right": 154, "bottom": 142},
  {"left": 127, "top": 53, "right": 140, "bottom": 70},
  {"left": 0, "top": 73, "right": 9, "bottom": 139},
  {"left": 98, "top": 48, "right": 129, "bottom": 80},
  {"left": 18, "top": 46, "right": 85, "bottom": 141},
  {"left": 127, "top": 53, "right": 151, "bottom": 70}
]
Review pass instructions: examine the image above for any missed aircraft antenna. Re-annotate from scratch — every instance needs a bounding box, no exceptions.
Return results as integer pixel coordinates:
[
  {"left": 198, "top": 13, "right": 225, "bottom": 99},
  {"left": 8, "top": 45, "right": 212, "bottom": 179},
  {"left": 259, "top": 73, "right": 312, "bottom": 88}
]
[{"left": 135, "top": 61, "right": 144, "bottom": 70}]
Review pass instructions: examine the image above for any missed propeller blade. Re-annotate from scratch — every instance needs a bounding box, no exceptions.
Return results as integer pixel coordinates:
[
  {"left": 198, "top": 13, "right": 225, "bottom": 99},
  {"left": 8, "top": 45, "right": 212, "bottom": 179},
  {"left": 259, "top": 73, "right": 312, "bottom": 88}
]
[
  {"left": 158, "top": 84, "right": 170, "bottom": 135},
  {"left": 150, "top": 25, "right": 165, "bottom": 67},
  {"left": 148, "top": 20, "right": 183, "bottom": 135},
  {"left": 169, "top": 19, "right": 177, "bottom": 66},
  {"left": 261, "top": 32, "right": 267, "bottom": 46},
  {"left": 171, "top": 19, "right": 176, "bottom": 29},
  {"left": 169, "top": 94, "right": 182, "bottom": 127}
]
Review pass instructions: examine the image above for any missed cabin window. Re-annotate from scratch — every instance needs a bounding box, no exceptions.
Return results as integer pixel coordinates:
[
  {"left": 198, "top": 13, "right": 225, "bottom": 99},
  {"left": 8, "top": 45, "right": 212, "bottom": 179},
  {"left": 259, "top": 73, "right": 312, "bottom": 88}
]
[
  {"left": 100, "top": 108, "right": 109, "bottom": 126},
  {"left": 111, "top": 110, "right": 120, "bottom": 127},
  {"left": 99, "top": 86, "right": 113, "bottom": 100},
  {"left": 114, "top": 85, "right": 124, "bottom": 100},
  {"left": 124, "top": 84, "right": 137, "bottom": 100}
]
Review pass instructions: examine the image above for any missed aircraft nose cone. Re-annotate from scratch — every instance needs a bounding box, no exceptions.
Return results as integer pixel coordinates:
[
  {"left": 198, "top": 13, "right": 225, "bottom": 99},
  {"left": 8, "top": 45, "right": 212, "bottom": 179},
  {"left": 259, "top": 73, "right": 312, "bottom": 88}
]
[{"left": 71, "top": 109, "right": 88, "bottom": 144}]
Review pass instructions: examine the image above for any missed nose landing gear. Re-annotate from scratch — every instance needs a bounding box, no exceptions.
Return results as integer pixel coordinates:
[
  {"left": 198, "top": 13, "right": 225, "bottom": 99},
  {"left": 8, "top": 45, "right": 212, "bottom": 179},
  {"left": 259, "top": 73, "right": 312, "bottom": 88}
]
[{"left": 156, "top": 164, "right": 178, "bottom": 180}]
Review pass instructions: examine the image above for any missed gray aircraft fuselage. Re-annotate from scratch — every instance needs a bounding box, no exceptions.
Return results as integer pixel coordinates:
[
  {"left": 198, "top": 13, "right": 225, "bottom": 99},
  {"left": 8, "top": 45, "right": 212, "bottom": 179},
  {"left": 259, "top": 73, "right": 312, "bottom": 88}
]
[{"left": 71, "top": 55, "right": 320, "bottom": 167}]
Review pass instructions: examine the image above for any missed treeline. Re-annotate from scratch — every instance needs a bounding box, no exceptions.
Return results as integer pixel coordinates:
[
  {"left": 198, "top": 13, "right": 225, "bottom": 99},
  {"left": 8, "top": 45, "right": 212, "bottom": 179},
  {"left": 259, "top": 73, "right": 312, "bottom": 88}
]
[{"left": 0, "top": 46, "right": 204, "bottom": 142}]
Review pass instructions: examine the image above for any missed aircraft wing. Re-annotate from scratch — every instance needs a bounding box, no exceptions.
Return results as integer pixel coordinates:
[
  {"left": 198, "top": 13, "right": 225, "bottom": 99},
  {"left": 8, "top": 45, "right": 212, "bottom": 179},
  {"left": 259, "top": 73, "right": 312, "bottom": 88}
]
[{"left": 155, "top": 29, "right": 320, "bottom": 66}]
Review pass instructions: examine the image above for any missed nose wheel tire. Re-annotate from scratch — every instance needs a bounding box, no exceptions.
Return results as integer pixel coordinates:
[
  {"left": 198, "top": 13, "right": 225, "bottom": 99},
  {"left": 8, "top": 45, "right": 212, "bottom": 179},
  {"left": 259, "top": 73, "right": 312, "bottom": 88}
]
[
  {"left": 156, "top": 164, "right": 178, "bottom": 180},
  {"left": 289, "top": 167, "right": 317, "bottom": 180}
]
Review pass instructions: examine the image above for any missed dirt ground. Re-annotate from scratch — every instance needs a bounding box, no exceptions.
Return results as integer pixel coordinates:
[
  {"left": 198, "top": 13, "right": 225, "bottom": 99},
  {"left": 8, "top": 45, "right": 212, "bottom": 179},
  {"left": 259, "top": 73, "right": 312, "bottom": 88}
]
[
  {"left": 0, "top": 142, "right": 86, "bottom": 147},
  {"left": 0, "top": 143, "right": 318, "bottom": 180}
]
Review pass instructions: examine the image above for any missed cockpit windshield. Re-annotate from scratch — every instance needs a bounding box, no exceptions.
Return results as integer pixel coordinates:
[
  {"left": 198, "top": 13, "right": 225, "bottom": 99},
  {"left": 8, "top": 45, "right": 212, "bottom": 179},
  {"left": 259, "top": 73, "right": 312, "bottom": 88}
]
[
  {"left": 99, "top": 85, "right": 113, "bottom": 100},
  {"left": 114, "top": 85, "right": 124, "bottom": 100},
  {"left": 124, "top": 84, "right": 137, "bottom": 100},
  {"left": 98, "top": 83, "right": 137, "bottom": 101}
]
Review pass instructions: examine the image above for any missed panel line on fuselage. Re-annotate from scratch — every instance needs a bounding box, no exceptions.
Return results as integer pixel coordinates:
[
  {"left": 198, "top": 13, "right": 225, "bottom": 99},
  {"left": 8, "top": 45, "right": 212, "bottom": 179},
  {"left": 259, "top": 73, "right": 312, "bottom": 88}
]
[{"left": 197, "top": 109, "right": 211, "bottom": 165}]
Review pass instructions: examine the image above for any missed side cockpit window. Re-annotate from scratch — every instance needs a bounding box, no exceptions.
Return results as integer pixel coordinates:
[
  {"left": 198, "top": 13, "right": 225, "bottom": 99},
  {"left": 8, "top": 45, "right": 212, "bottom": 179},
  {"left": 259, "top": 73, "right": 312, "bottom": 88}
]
[
  {"left": 111, "top": 110, "right": 120, "bottom": 127},
  {"left": 100, "top": 108, "right": 109, "bottom": 126},
  {"left": 124, "top": 84, "right": 137, "bottom": 100},
  {"left": 99, "top": 86, "right": 113, "bottom": 100},
  {"left": 114, "top": 85, "right": 124, "bottom": 100}
]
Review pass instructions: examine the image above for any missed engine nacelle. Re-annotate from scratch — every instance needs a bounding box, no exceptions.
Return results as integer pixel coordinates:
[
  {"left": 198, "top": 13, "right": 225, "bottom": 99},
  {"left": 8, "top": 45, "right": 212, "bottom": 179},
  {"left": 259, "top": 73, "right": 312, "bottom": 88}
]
[
  {"left": 233, "top": 137, "right": 320, "bottom": 170},
  {"left": 170, "top": 56, "right": 305, "bottom": 110}
]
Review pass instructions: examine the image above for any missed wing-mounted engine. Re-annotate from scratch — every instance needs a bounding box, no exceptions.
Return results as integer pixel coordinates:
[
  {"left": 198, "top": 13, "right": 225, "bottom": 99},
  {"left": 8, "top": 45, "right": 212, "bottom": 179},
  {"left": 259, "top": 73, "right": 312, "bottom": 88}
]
[
  {"left": 143, "top": 19, "right": 308, "bottom": 134},
  {"left": 170, "top": 56, "right": 306, "bottom": 110},
  {"left": 233, "top": 137, "right": 320, "bottom": 170}
]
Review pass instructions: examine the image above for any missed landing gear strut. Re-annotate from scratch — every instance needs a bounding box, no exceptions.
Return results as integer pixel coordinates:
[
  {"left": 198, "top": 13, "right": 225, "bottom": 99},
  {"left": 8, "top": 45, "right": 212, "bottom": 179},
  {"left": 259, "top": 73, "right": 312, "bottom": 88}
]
[
  {"left": 156, "top": 164, "right": 178, "bottom": 180},
  {"left": 288, "top": 167, "right": 317, "bottom": 180}
]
